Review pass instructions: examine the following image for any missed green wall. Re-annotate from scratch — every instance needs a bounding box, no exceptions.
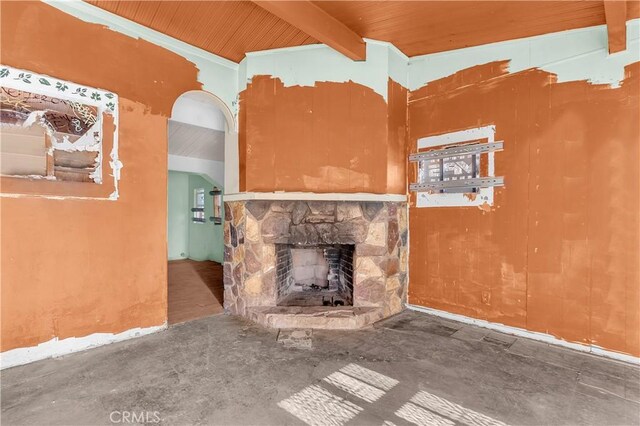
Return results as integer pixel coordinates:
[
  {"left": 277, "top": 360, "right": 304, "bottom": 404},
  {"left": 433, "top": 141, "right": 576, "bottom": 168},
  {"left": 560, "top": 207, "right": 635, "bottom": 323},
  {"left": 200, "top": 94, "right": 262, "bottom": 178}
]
[
  {"left": 168, "top": 171, "right": 189, "bottom": 260},
  {"left": 167, "top": 171, "right": 224, "bottom": 263}
]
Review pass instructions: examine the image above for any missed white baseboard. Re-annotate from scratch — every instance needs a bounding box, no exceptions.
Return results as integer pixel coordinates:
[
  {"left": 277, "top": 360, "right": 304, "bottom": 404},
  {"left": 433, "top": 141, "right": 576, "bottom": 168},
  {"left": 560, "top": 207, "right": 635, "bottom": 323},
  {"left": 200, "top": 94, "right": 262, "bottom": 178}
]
[
  {"left": 406, "top": 304, "right": 639, "bottom": 365},
  {"left": 0, "top": 324, "right": 166, "bottom": 370}
]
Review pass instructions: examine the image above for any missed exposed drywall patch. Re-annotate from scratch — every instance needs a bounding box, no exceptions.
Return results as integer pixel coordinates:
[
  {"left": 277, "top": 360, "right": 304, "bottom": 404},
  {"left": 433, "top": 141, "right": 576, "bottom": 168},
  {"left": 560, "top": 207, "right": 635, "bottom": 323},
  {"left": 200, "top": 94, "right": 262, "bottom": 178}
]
[
  {"left": 408, "top": 19, "right": 640, "bottom": 90},
  {"left": 0, "top": 324, "right": 166, "bottom": 370}
]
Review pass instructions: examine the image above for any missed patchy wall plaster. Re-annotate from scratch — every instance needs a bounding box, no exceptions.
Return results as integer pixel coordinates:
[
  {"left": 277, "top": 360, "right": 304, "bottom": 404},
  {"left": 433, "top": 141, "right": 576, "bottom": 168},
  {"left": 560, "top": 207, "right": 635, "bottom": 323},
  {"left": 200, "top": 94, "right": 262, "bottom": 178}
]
[
  {"left": 3, "top": 0, "right": 639, "bottom": 361},
  {"left": 238, "top": 76, "right": 407, "bottom": 194},
  {"left": 43, "top": 0, "right": 238, "bottom": 112},
  {"left": 43, "top": 0, "right": 241, "bottom": 195},
  {"left": 408, "top": 60, "right": 640, "bottom": 357},
  {"left": 239, "top": 39, "right": 409, "bottom": 101},
  {"left": 408, "top": 19, "right": 640, "bottom": 90},
  {"left": 0, "top": 1, "right": 205, "bottom": 353}
]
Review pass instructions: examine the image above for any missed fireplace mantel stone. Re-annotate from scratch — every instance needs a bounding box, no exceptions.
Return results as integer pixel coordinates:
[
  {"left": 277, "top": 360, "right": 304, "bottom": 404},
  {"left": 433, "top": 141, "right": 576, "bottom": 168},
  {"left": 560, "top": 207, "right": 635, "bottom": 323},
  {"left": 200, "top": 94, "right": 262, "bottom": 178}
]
[
  {"left": 224, "top": 192, "right": 407, "bottom": 202},
  {"left": 223, "top": 200, "right": 408, "bottom": 329}
]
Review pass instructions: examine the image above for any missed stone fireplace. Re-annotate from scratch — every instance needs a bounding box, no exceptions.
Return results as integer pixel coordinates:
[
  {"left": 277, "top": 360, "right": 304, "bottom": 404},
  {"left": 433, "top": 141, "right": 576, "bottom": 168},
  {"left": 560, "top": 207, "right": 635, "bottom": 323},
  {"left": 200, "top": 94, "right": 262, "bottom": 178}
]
[{"left": 223, "top": 200, "right": 408, "bottom": 329}]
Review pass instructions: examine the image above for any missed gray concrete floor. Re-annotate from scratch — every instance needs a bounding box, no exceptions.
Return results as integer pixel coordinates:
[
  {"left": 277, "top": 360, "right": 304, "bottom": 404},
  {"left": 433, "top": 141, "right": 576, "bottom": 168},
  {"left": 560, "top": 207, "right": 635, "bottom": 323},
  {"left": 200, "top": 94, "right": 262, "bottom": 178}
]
[{"left": 2, "top": 310, "right": 639, "bottom": 425}]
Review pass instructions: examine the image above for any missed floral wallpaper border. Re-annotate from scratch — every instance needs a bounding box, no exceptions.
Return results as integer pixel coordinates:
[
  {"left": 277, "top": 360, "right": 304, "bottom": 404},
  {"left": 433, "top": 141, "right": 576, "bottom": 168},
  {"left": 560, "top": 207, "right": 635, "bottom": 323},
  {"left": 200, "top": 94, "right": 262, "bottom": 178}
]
[
  {"left": 0, "top": 65, "right": 119, "bottom": 114},
  {"left": 0, "top": 65, "right": 121, "bottom": 200}
]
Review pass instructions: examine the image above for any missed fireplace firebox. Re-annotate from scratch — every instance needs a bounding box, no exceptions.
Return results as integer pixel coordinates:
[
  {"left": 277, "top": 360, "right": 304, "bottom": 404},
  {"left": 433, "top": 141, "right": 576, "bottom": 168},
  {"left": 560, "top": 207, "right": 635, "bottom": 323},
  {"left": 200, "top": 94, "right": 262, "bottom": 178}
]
[{"left": 276, "top": 244, "right": 354, "bottom": 307}]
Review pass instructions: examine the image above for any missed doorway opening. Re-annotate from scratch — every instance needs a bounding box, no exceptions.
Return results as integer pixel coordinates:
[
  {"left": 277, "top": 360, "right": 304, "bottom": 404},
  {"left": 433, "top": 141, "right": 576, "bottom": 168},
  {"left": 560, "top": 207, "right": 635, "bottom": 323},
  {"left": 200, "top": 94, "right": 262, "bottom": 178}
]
[{"left": 167, "top": 91, "right": 233, "bottom": 324}]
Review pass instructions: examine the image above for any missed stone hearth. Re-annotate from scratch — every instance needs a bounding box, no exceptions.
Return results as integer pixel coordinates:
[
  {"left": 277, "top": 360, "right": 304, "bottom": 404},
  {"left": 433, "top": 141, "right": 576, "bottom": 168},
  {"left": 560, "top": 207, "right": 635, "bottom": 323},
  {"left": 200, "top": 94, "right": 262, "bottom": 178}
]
[{"left": 223, "top": 200, "right": 408, "bottom": 329}]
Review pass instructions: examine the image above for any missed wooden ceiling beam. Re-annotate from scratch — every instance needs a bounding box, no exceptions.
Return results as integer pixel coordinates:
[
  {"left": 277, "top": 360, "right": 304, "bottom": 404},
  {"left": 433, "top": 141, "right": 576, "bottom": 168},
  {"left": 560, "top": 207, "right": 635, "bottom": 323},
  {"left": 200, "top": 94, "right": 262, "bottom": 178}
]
[
  {"left": 604, "top": 0, "right": 627, "bottom": 53},
  {"left": 253, "top": 1, "right": 366, "bottom": 61}
]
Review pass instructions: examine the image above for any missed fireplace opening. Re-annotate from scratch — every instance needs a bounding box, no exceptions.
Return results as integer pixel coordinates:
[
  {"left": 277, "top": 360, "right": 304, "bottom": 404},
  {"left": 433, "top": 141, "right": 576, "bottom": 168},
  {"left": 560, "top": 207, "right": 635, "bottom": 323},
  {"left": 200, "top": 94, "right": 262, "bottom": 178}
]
[{"left": 275, "top": 244, "right": 354, "bottom": 307}]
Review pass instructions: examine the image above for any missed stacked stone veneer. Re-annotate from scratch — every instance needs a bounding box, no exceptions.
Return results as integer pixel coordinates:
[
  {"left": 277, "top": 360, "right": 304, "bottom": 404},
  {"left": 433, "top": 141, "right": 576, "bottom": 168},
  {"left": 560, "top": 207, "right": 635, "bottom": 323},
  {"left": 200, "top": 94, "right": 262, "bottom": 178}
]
[{"left": 223, "top": 200, "right": 408, "bottom": 323}]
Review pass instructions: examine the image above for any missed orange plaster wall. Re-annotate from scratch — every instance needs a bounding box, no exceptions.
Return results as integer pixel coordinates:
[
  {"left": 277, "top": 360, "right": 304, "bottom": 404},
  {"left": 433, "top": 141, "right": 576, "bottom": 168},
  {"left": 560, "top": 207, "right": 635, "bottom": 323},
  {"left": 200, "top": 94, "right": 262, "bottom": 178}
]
[
  {"left": 386, "top": 79, "right": 408, "bottom": 194},
  {"left": 0, "top": 1, "right": 201, "bottom": 351},
  {"left": 407, "top": 61, "right": 640, "bottom": 357},
  {"left": 238, "top": 76, "right": 407, "bottom": 194}
]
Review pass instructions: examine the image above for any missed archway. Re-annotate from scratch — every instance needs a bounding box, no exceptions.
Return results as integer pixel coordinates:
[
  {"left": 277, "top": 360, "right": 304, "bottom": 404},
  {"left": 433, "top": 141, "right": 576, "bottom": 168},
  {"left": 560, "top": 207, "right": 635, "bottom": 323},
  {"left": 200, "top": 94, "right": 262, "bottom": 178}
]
[{"left": 166, "top": 91, "right": 234, "bottom": 325}]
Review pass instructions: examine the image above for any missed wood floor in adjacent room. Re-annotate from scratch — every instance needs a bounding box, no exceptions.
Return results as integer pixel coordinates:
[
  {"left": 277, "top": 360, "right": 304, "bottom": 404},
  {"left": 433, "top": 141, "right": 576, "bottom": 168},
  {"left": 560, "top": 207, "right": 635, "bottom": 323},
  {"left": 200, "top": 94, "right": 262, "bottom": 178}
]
[{"left": 168, "top": 259, "right": 224, "bottom": 325}]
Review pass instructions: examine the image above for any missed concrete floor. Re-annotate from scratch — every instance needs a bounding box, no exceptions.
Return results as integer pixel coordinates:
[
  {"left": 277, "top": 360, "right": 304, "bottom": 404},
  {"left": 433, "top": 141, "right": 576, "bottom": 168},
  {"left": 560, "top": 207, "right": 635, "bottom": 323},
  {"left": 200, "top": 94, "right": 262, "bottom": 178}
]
[{"left": 2, "top": 311, "right": 639, "bottom": 425}]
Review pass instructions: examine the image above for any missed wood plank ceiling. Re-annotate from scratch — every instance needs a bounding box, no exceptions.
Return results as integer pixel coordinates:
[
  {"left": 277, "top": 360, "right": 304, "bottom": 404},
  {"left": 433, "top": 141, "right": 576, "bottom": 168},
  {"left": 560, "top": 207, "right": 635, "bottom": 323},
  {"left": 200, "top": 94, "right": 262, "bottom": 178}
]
[
  {"left": 85, "top": 1, "right": 318, "bottom": 62},
  {"left": 315, "top": 1, "right": 640, "bottom": 57},
  {"left": 87, "top": 1, "right": 639, "bottom": 62}
]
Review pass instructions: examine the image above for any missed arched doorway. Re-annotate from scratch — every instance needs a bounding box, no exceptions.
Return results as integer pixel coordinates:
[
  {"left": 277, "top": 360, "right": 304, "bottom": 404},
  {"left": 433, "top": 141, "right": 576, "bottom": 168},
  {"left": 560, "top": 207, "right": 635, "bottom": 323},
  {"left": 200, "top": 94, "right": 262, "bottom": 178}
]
[{"left": 166, "top": 91, "right": 234, "bottom": 325}]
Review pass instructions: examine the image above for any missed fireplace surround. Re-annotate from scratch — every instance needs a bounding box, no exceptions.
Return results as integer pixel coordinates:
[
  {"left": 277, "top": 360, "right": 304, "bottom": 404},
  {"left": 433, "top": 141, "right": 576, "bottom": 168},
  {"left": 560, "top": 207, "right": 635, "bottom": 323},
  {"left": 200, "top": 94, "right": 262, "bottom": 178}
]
[{"left": 223, "top": 200, "right": 408, "bottom": 329}]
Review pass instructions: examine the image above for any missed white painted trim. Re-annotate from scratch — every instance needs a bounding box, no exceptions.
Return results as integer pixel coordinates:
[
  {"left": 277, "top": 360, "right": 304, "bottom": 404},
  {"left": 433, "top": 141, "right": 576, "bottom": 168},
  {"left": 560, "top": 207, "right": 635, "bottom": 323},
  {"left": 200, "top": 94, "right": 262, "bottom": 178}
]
[
  {"left": 415, "top": 125, "right": 496, "bottom": 208},
  {"left": 406, "top": 304, "right": 640, "bottom": 365},
  {"left": 404, "top": 203, "right": 411, "bottom": 308},
  {"left": 0, "top": 324, "right": 166, "bottom": 370},
  {"left": 224, "top": 192, "right": 407, "bottom": 202}
]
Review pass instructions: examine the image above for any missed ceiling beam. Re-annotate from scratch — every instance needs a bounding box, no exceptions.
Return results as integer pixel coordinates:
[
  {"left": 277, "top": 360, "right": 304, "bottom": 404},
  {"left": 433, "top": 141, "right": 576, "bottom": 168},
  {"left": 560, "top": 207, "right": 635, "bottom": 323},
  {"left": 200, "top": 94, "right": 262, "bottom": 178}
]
[
  {"left": 253, "top": 1, "right": 366, "bottom": 61},
  {"left": 604, "top": 0, "right": 627, "bottom": 53}
]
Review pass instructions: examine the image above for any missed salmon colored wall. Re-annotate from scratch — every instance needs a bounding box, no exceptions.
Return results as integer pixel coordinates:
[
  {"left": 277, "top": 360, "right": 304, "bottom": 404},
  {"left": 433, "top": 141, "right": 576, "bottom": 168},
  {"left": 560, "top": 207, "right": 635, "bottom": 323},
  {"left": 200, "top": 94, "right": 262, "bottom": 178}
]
[
  {"left": 0, "top": 2, "right": 201, "bottom": 351},
  {"left": 238, "top": 76, "right": 407, "bottom": 194},
  {"left": 408, "top": 61, "right": 640, "bottom": 357},
  {"left": 387, "top": 80, "right": 408, "bottom": 194}
]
